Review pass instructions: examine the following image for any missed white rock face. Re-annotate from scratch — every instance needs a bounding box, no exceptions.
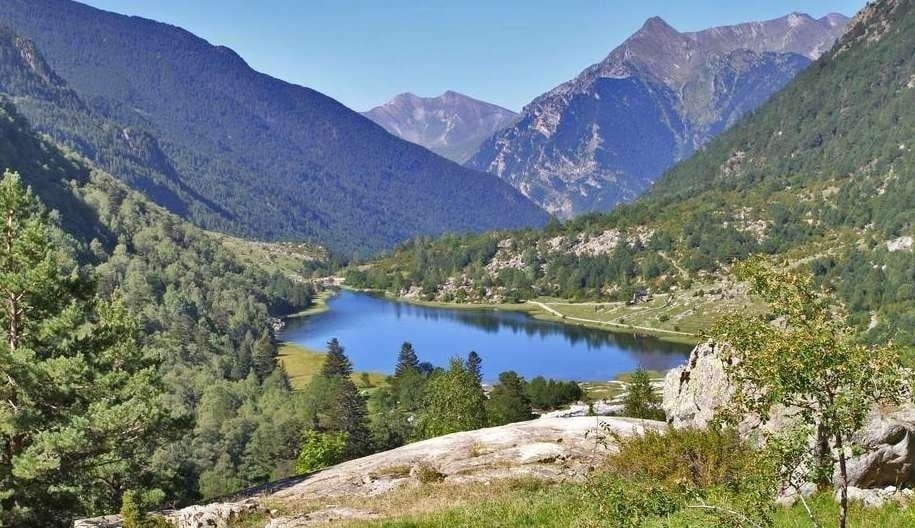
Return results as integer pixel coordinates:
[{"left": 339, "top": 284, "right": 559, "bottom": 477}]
[{"left": 886, "top": 235, "right": 913, "bottom": 252}]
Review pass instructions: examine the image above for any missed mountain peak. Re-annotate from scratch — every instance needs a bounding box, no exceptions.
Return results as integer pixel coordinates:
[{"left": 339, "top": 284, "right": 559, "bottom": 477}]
[
  {"left": 638, "top": 16, "right": 678, "bottom": 35},
  {"left": 364, "top": 91, "right": 517, "bottom": 163}
]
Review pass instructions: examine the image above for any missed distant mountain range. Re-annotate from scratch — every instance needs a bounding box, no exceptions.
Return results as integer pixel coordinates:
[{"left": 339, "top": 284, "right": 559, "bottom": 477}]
[
  {"left": 0, "top": 0, "right": 547, "bottom": 256},
  {"left": 356, "top": 0, "right": 915, "bottom": 344},
  {"left": 466, "top": 12, "right": 850, "bottom": 218},
  {"left": 363, "top": 91, "right": 517, "bottom": 163}
]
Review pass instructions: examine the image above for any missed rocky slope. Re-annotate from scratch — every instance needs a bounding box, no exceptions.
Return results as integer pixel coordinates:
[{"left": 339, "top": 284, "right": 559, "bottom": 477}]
[
  {"left": 467, "top": 12, "right": 849, "bottom": 218},
  {"left": 363, "top": 91, "right": 517, "bottom": 163},
  {"left": 75, "top": 416, "right": 661, "bottom": 527},
  {"left": 0, "top": 0, "right": 548, "bottom": 256}
]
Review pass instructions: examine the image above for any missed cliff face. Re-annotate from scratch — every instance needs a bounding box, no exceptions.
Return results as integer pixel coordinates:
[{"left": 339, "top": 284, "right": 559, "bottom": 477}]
[{"left": 467, "top": 13, "right": 849, "bottom": 218}]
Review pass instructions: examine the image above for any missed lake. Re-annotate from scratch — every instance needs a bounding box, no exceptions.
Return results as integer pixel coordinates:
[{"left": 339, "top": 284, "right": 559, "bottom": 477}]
[{"left": 279, "top": 291, "right": 692, "bottom": 382}]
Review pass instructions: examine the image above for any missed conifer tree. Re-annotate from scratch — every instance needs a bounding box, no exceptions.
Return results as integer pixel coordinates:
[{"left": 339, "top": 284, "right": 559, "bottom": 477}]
[
  {"left": 394, "top": 342, "right": 420, "bottom": 376},
  {"left": 321, "top": 337, "right": 353, "bottom": 378},
  {"left": 0, "top": 171, "right": 169, "bottom": 526},
  {"left": 251, "top": 331, "right": 276, "bottom": 380},
  {"left": 307, "top": 338, "right": 370, "bottom": 457},
  {"left": 485, "top": 371, "right": 533, "bottom": 426},
  {"left": 622, "top": 368, "right": 664, "bottom": 420},
  {"left": 466, "top": 350, "right": 483, "bottom": 384}
]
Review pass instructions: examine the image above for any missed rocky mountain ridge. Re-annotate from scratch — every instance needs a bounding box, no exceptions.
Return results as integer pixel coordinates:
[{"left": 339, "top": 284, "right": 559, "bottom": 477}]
[
  {"left": 467, "top": 12, "right": 849, "bottom": 217},
  {"left": 363, "top": 91, "right": 517, "bottom": 163}
]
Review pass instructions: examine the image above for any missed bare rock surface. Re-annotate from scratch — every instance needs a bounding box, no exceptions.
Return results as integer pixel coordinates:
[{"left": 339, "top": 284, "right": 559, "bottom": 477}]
[
  {"left": 74, "top": 416, "right": 661, "bottom": 527},
  {"left": 270, "top": 416, "right": 659, "bottom": 504}
]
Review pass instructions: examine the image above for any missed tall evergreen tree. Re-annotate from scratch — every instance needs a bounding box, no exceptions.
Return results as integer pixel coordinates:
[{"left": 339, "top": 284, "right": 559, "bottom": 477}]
[
  {"left": 0, "top": 171, "right": 170, "bottom": 526},
  {"left": 321, "top": 338, "right": 353, "bottom": 378},
  {"left": 251, "top": 332, "right": 277, "bottom": 380},
  {"left": 306, "top": 339, "right": 370, "bottom": 458},
  {"left": 466, "top": 350, "right": 483, "bottom": 384},
  {"left": 394, "top": 342, "right": 420, "bottom": 376}
]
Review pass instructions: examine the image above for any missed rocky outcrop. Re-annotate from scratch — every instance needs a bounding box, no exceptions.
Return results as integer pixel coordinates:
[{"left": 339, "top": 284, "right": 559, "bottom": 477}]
[
  {"left": 662, "top": 342, "right": 734, "bottom": 428},
  {"left": 845, "top": 405, "right": 915, "bottom": 488},
  {"left": 662, "top": 341, "right": 915, "bottom": 498},
  {"left": 74, "top": 416, "right": 661, "bottom": 527}
]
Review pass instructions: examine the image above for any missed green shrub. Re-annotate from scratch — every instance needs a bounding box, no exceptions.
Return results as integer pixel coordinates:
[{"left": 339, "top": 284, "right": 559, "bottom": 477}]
[
  {"left": 621, "top": 368, "right": 665, "bottom": 420},
  {"left": 591, "top": 426, "right": 778, "bottom": 527},
  {"left": 120, "top": 491, "right": 169, "bottom": 528},
  {"left": 295, "top": 431, "right": 348, "bottom": 474}
]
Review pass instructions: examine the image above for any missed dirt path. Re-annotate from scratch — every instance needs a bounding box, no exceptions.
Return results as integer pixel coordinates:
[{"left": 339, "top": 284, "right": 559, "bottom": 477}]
[{"left": 527, "top": 301, "right": 696, "bottom": 338}]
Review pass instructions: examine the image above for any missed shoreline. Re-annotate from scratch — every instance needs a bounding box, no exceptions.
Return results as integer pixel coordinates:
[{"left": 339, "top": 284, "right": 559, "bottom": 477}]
[{"left": 338, "top": 286, "right": 700, "bottom": 346}]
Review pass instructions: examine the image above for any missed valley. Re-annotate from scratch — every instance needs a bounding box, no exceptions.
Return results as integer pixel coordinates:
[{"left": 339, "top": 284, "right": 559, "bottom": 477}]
[{"left": 2, "top": 0, "right": 914, "bottom": 526}]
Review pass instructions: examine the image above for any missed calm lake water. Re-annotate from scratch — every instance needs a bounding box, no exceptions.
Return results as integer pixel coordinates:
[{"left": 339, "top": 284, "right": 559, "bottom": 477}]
[{"left": 279, "top": 291, "right": 692, "bottom": 382}]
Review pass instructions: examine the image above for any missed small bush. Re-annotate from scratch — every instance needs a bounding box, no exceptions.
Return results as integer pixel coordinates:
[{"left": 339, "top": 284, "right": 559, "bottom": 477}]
[
  {"left": 120, "top": 490, "right": 170, "bottom": 528},
  {"left": 590, "top": 426, "right": 778, "bottom": 527},
  {"left": 413, "top": 462, "right": 445, "bottom": 484},
  {"left": 295, "top": 430, "right": 348, "bottom": 474}
]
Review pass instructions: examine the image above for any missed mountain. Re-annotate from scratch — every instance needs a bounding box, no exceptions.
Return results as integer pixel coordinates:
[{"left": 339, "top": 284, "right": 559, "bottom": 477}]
[
  {"left": 363, "top": 91, "right": 517, "bottom": 163},
  {"left": 0, "top": 0, "right": 547, "bottom": 257},
  {"left": 466, "top": 12, "right": 849, "bottom": 218},
  {"left": 352, "top": 0, "right": 914, "bottom": 346}
]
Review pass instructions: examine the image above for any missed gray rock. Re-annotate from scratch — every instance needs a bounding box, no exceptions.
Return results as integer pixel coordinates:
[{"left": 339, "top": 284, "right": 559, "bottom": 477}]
[
  {"left": 841, "top": 486, "right": 914, "bottom": 507},
  {"left": 662, "top": 342, "right": 734, "bottom": 428},
  {"left": 662, "top": 341, "right": 915, "bottom": 491},
  {"left": 843, "top": 405, "right": 915, "bottom": 488}
]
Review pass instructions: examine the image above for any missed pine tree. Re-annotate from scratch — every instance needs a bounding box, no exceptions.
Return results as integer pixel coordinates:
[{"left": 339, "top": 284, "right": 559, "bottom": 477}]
[
  {"left": 466, "top": 350, "right": 483, "bottom": 384},
  {"left": 0, "top": 171, "right": 170, "bottom": 526},
  {"left": 321, "top": 338, "right": 353, "bottom": 378},
  {"left": 251, "top": 331, "right": 276, "bottom": 380},
  {"left": 393, "top": 342, "right": 420, "bottom": 376},
  {"left": 485, "top": 371, "right": 533, "bottom": 426},
  {"left": 307, "top": 339, "right": 370, "bottom": 457},
  {"left": 622, "top": 368, "right": 664, "bottom": 420}
]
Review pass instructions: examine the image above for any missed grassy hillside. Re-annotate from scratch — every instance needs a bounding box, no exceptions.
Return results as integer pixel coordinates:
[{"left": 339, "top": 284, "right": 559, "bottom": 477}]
[{"left": 349, "top": 0, "right": 915, "bottom": 348}]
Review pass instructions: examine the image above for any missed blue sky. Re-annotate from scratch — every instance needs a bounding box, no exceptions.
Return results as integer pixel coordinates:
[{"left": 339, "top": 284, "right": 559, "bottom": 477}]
[{"left": 82, "top": 0, "right": 864, "bottom": 112}]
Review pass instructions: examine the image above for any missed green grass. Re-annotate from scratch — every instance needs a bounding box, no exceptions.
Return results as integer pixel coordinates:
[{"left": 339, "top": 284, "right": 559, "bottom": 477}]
[
  {"left": 287, "top": 289, "right": 335, "bottom": 318},
  {"left": 529, "top": 279, "right": 766, "bottom": 345},
  {"left": 212, "top": 231, "right": 326, "bottom": 281},
  {"left": 332, "top": 482, "right": 915, "bottom": 528},
  {"left": 581, "top": 369, "right": 666, "bottom": 401},
  {"left": 277, "top": 342, "right": 386, "bottom": 390}
]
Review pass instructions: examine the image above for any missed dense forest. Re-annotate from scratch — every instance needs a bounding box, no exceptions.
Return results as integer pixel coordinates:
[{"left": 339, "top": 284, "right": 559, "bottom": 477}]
[
  {"left": 348, "top": 0, "right": 915, "bottom": 348},
  {"left": 0, "top": 98, "right": 322, "bottom": 524}
]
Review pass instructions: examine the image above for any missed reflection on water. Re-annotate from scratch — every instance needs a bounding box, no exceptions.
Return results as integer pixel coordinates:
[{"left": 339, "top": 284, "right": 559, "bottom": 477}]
[{"left": 279, "top": 291, "right": 691, "bottom": 382}]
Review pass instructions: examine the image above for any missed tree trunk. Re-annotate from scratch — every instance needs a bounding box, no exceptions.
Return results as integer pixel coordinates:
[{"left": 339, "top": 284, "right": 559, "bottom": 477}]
[{"left": 835, "top": 433, "right": 849, "bottom": 528}]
